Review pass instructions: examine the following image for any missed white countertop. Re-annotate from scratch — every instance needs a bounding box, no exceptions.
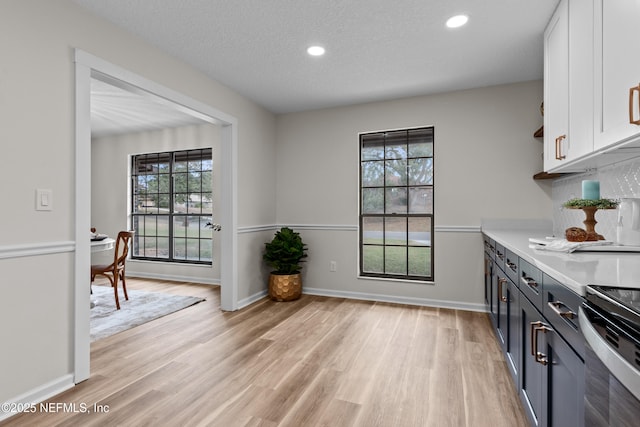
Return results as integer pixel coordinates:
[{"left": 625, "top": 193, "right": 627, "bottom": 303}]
[{"left": 482, "top": 219, "right": 640, "bottom": 296}]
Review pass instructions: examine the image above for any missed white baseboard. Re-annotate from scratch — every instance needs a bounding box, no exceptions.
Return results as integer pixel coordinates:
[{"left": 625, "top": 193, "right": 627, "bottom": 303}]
[
  {"left": 235, "top": 287, "right": 486, "bottom": 313},
  {"left": 237, "top": 289, "right": 268, "bottom": 309},
  {"left": 126, "top": 271, "right": 220, "bottom": 286},
  {"left": 0, "top": 374, "right": 75, "bottom": 422},
  {"left": 303, "top": 287, "right": 487, "bottom": 312}
]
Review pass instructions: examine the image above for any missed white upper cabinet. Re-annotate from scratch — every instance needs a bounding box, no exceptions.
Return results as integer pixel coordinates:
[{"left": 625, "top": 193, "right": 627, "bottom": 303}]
[
  {"left": 567, "top": 0, "right": 594, "bottom": 158},
  {"left": 543, "top": 0, "right": 640, "bottom": 172},
  {"left": 544, "top": 0, "right": 569, "bottom": 171},
  {"left": 544, "top": 0, "right": 593, "bottom": 172},
  {"left": 593, "top": 0, "right": 640, "bottom": 151}
]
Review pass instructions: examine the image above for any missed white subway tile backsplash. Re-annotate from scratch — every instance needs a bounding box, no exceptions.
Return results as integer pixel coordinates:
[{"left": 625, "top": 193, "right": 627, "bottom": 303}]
[{"left": 552, "top": 156, "right": 640, "bottom": 240}]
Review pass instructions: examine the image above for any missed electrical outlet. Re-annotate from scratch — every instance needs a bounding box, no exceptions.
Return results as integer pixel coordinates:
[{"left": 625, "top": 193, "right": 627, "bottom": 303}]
[{"left": 330, "top": 261, "right": 337, "bottom": 272}]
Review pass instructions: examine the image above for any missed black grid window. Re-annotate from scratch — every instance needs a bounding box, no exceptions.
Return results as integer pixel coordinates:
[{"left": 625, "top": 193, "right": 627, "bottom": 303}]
[
  {"left": 131, "top": 148, "right": 213, "bottom": 264},
  {"left": 359, "top": 127, "right": 434, "bottom": 281}
]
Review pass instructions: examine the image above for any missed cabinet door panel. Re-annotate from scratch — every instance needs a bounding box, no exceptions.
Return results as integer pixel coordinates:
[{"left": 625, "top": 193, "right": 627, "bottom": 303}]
[
  {"left": 484, "top": 251, "right": 492, "bottom": 310},
  {"left": 497, "top": 272, "right": 508, "bottom": 349},
  {"left": 490, "top": 261, "right": 499, "bottom": 330},
  {"left": 506, "top": 280, "right": 520, "bottom": 384},
  {"left": 496, "top": 272, "right": 521, "bottom": 386},
  {"left": 547, "top": 330, "right": 585, "bottom": 427},
  {"left": 520, "top": 296, "right": 545, "bottom": 427},
  {"left": 544, "top": 0, "right": 569, "bottom": 171},
  {"left": 567, "top": 0, "right": 594, "bottom": 159},
  {"left": 594, "top": 0, "right": 640, "bottom": 150}
]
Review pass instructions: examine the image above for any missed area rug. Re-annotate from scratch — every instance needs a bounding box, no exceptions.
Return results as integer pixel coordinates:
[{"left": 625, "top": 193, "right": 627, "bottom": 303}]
[{"left": 90, "top": 285, "right": 205, "bottom": 342}]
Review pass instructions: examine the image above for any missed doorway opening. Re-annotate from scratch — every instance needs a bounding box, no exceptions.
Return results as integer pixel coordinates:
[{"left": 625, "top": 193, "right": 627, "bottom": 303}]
[{"left": 74, "top": 49, "right": 238, "bottom": 383}]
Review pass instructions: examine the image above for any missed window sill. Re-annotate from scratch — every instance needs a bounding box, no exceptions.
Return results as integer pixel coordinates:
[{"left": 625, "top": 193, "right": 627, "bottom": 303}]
[
  {"left": 357, "top": 274, "right": 435, "bottom": 285},
  {"left": 129, "top": 259, "right": 213, "bottom": 268}
]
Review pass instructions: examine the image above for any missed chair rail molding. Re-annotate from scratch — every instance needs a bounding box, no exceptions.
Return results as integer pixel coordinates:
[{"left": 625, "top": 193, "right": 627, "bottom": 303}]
[
  {"left": 237, "top": 224, "right": 481, "bottom": 233},
  {"left": 435, "top": 225, "right": 481, "bottom": 233},
  {"left": 0, "top": 241, "right": 75, "bottom": 260}
]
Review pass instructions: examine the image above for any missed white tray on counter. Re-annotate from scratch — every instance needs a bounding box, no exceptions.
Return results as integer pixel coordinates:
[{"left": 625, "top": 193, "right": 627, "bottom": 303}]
[{"left": 529, "top": 237, "right": 640, "bottom": 252}]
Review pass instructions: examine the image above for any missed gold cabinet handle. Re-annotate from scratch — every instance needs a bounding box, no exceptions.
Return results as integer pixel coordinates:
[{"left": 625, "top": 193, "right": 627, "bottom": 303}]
[
  {"left": 520, "top": 276, "right": 538, "bottom": 290},
  {"left": 530, "top": 321, "right": 552, "bottom": 366},
  {"left": 629, "top": 84, "right": 640, "bottom": 125},
  {"left": 530, "top": 321, "right": 541, "bottom": 358},
  {"left": 498, "top": 277, "right": 507, "bottom": 303},
  {"left": 547, "top": 301, "right": 575, "bottom": 319},
  {"left": 555, "top": 135, "right": 566, "bottom": 160}
]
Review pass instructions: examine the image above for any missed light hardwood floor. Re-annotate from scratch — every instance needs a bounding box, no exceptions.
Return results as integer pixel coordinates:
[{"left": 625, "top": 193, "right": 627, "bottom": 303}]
[{"left": 1, "top": 278, "right": 528, "bottom": 427}]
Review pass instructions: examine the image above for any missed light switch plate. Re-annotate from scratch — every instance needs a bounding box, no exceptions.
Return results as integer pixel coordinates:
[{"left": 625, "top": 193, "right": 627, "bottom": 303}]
[{"left": 36, "top": 189, "right": 53, "bottom": 211}]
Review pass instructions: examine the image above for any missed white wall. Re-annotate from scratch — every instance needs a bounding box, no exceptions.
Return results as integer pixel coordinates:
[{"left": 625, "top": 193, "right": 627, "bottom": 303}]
[
  {"left": 275, "top": 80, "right": 551, "bottom": 309},
  {"left": 0, "top": 0, "right": 276, "bottom": 410},
  {"left": 91, "top": 123, "right": 222, "bottom": 284}
]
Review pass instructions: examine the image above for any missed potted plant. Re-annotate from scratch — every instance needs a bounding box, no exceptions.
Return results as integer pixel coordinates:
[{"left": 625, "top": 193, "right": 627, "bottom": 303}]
[{"left": 263, "top": 227, "right": 308, "bottom": 301}]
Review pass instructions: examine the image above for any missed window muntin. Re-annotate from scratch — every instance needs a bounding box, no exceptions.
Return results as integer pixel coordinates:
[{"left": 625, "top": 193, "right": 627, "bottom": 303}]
[
  {"left": 359, "top": 127, "right": 434, "bottom": 281},
  {"left": 131, "top": 148, "right": 213, "bottom": 264}
]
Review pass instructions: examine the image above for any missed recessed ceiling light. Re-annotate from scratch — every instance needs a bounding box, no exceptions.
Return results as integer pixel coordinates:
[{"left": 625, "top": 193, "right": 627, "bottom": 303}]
[
  {"left": 446, "top": 14, "right": 468, "bottom": 28},
  {"left": 307, "top": 45, "right": 325, "bottom": 56}
]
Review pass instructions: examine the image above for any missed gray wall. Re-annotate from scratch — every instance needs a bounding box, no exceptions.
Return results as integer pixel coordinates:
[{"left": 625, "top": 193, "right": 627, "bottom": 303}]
[
  {"left": 0, "top": 0, "right": 276, "bottom": 409},
  {"left": 275, "top": 80, "right": 551, "bottom": 309},
  {"left": 0, "top": 0, "right": 553, "bottom": 414}
]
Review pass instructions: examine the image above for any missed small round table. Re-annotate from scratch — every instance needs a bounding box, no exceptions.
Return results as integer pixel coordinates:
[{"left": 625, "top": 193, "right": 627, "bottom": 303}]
[
  {"left": 91, "top": 237, "right": 115, "bottom": 252},
  {"left": 90, "top": 237, "right": 115, "bottom": 308}
]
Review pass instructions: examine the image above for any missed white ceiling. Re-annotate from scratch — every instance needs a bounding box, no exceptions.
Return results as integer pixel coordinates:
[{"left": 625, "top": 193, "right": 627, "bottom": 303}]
[
  {"left": 90, "top": 78, "right": 206, "bottom": 138},
  {"left": 75, "top": 0, "right": 560, "bottom": 116}
]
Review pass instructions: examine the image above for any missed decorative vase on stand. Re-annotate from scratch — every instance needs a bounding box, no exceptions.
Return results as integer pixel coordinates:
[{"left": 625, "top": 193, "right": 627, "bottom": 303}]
[{"left": 571, "top": 206, "right": 613, "bottom": 241}]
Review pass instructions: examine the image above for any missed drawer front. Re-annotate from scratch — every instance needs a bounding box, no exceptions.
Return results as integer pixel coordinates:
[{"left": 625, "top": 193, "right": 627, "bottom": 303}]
[
  {"left": 484, "top": 235, "right": 495, "bottom": 260},
  {"left": 494, "top": 242, "right": 505, "bottom": 272},
  {"left": 543, "top": 274, "right": 584, "bottom": 358},
  {"left": 504, "top": 249, "right": 519, "bottom": 284},
  {"left": 519, "top": 258, "right": 543, "bottom": 308}
]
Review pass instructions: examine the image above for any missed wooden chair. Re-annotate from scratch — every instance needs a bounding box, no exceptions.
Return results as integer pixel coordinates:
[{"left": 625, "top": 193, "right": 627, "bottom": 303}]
[{"left": 91, "top": 231, "right": 134, "bottom": 310}]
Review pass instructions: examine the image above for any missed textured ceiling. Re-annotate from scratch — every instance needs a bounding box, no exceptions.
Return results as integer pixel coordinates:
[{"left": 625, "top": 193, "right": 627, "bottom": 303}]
[{"left": 77, "top": 0, "right": 559, "bottom": 115}]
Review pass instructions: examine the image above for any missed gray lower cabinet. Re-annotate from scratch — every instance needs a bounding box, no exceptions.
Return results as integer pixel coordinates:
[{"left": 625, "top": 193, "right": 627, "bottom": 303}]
[
  {"left": 543, "top": 274, "right": 585, "bottom": 427},
  {"left": 520, "top": 294, "right": 585, "bottom": 427},
  {"left": 484, "top": 244, "right": 493, "bottom": 312},
  {"left": 497, "top": 270, "right": 520, "bottom": 382},
  {"left": 483, "top": 234, "right": 585, "bottom": 427},
  {"left": 520, "top": 295, "right": 545, "bottom": 426},
  {"left": 483, "top": 236, "right": 494, "bottom": 313},
  {"left": 490, "top": 259, "right": 499, "bottom": 329},
  {"left": 547, "top": 324, "right": 584, "bottom": 427}
]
